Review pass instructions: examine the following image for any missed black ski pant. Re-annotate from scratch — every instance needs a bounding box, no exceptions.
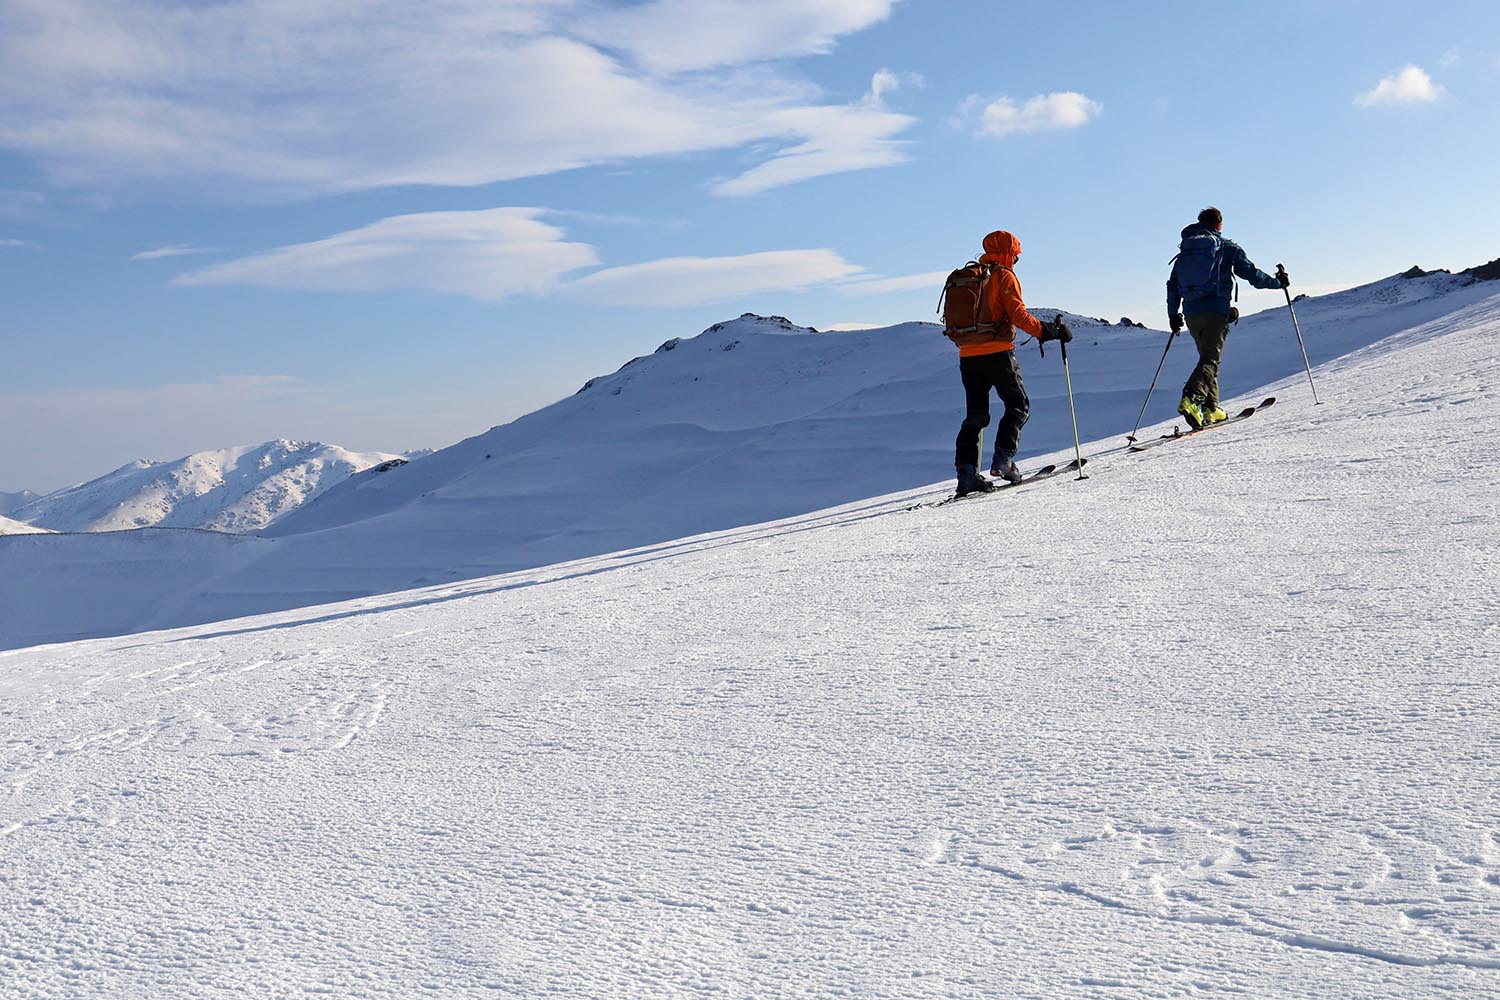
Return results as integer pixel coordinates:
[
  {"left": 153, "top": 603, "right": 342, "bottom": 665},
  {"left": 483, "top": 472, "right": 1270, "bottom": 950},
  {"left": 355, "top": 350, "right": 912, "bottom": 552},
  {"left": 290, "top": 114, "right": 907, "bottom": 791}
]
[
  {"left": 955, "top": 350, "right": 1029, "bottom": 469},
  {"left": 1182, "top": 312, "right": 1231, "bottom": 408}
]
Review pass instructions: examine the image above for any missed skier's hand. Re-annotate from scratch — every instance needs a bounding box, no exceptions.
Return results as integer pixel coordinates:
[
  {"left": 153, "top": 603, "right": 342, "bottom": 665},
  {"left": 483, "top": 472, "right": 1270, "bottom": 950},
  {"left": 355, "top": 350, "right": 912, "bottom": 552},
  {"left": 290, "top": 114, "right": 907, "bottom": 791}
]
[
  {"left": 1277, "top": 268, "right": 1291, "bottom": 289},
  {"left": 1040, "top": 317, "right": 1072, "bottom": 343},
  {"left": 1228, "top": 307, "right": 1239, "bottom": 324},
  {"left": 1169, "top": 313, "right": 1184, "bottom": 334}
]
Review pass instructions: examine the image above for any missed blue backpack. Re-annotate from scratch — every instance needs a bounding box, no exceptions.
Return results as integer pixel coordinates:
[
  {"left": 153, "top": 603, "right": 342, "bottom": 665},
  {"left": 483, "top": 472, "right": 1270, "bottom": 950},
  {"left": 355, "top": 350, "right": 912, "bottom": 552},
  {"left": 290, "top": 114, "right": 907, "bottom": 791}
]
[{"left": 1172, "top": 231, "right": 1224, "bottom": 302}]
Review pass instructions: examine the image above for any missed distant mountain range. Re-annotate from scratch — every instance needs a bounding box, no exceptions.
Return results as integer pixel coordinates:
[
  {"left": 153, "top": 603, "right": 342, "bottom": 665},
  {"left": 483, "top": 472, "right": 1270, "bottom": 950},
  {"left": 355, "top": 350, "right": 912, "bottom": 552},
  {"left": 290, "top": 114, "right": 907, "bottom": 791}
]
[
  {"left": 10, "top": 440, "right": 405, "bottom": 534},
  {"left": 0, "top": 490, "right": 40, "bottom": 515}
]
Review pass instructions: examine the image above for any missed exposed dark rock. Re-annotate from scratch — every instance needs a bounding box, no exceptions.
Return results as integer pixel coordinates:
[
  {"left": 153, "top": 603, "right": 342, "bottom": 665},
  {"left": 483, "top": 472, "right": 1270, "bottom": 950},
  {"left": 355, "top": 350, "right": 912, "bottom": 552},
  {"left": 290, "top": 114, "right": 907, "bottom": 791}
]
[
  {"left": 369, "top": 459, "right": 409, "bottom": 474},
  {"left": 1402, "top": 264, "right": 1452, "bottom": 279},
  {"left": 655, "top": 337, "right": 681, "bottom": 353},
  {"left": 1463, "top": 257, "right": 1500, "bottom": 282}
]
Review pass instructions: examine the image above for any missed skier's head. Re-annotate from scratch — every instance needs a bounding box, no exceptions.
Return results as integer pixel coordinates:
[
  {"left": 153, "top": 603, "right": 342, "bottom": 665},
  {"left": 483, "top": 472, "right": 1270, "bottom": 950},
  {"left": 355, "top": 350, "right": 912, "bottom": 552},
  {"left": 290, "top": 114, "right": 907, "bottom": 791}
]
[
  {"left": 981, "top": 230, "right": 1021, "bottom": 267},
  {"left": 1198, "top": 206, "right": 1224, "bottom": 231}
]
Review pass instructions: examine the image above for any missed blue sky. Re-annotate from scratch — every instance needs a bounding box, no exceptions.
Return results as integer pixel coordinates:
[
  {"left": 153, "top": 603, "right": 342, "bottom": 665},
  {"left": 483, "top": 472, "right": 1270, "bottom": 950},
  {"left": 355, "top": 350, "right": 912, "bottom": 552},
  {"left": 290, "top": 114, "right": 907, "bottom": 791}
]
[{"left": 3, "top": 0, "right": 1498, "bottom": 492}]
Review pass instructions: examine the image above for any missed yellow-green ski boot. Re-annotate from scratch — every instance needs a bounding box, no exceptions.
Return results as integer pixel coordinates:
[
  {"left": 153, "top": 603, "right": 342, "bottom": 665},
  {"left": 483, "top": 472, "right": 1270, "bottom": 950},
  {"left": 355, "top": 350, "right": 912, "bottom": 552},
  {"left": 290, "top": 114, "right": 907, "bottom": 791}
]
[{"left": 1177, "top": 394, "right": 1205, "bottom": 430}]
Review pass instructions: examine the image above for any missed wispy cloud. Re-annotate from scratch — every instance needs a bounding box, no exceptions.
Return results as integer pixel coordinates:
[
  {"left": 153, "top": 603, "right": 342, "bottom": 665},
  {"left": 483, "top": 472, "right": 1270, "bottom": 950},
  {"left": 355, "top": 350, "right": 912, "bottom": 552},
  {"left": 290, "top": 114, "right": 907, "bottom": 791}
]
[
  {"left": 1355, "top": 65, "right": 1444, "bottom": 107},
  {"left": 175, "top": 208, "right": 598, "bottom": 300},
  {"left": 132, "top": 245, "right": 216, "bottom": 261},
  {"left": 956, "top": 92, "right": 1103, "bottom": 139},
  {"left": 1, "top": 238, "right": 33, "bottom": 248},
  {"left": 0, "top": 1, "right": 912, "bottom": 198},
  {"left": 710, "top": 69, "right": 916, "bottom": 196},
  {"left": 836, "top": 270, "right": 947, "bottom": 296},
  {"left": 569, "top": 250, "right": 864, "bottom": 307},
  {"left": 574, "top": 0, "right": 897, "bottom": 75}
]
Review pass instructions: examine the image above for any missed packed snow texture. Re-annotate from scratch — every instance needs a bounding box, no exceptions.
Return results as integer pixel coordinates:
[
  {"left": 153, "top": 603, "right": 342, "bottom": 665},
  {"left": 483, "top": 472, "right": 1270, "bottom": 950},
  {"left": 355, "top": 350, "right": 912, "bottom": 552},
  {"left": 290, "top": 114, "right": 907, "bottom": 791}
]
[
  {"left": 2, "top": 269, "right": 1494, "bottom": 650},
  {"left": 10, "top": 439, "right": 401, "bottom": 534},
  {"left": 1, "top": 286, "right": 1496, "bottom": 998}
]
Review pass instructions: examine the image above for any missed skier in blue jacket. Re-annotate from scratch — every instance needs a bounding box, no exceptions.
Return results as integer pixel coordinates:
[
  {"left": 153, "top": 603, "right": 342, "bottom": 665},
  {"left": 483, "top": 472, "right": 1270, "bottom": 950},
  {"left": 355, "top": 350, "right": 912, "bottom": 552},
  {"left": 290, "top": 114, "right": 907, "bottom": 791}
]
[{"left": 1167, "top": 207, "right": 1288, "bottom": 428}]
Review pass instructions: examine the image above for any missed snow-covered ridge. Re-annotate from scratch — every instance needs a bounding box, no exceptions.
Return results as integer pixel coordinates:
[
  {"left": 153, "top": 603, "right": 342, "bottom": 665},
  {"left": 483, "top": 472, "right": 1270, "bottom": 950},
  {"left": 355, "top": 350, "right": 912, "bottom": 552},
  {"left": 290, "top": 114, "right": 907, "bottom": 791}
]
[
  {"left": 12, "top": 439, "right": 403, "bottom": 533},
  {"left": 0, "top": 489, "right": 40, "bottom": 515},
  {"left": 0, "top": 513, "right": 50, "bottom": 535},
  {"left": 1, "top": 263, "right": 1497, "bottom": 649}
]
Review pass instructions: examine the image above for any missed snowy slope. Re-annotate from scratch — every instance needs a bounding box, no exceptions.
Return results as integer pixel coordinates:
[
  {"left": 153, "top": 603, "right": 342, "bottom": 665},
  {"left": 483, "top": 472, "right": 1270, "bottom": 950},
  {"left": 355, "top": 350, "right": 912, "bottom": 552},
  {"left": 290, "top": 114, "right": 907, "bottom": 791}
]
[
  {"left": 0, "top": 513, "right": 50, "bottom": 535},
  {"left": 1, "top": 268, "right": 1497, "bottom": 649},
  {"left": 2, "top": 298, "right": 1496, "bottom": 999},
  {"left": 12, "top": 440, "right": 403, "bottom": 533},
  {"left": 0, "top": 489, "right": 40, "bottom": 515}
]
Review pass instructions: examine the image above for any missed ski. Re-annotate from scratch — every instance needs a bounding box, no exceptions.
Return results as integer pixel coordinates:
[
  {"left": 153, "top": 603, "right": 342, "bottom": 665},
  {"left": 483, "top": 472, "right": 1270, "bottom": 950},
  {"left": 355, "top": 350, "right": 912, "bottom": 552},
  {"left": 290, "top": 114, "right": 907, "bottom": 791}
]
[
  {"left": 1127, "top": 397, "right": 1276, "bottom": 452},
  {"left": 911, "top": 458, "right": 1088, "bottom": 510}
]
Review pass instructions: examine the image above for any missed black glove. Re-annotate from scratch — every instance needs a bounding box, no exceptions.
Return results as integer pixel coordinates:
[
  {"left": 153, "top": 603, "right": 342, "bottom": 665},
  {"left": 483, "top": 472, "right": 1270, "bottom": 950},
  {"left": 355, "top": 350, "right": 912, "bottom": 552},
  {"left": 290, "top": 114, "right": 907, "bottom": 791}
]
[
  {"left": 1039, "top": 317, "right": 1072, "bottom": 344},
  {"left": 1228, "top": 307, "right": 1239, "bottom": 324},
  {"left": 1277, "top": 268, "right": 1291, "bottom": 289},
  {"left": 1169, "top": 313, "right": 1184, "bottom": 334}
]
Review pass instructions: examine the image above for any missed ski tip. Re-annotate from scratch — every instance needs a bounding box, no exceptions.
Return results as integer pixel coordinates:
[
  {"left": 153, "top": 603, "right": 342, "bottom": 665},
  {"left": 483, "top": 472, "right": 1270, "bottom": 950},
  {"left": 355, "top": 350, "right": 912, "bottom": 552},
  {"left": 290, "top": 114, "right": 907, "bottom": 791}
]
[{"left": 1260, "top": 396, "right": 1277, "bottom": 408}]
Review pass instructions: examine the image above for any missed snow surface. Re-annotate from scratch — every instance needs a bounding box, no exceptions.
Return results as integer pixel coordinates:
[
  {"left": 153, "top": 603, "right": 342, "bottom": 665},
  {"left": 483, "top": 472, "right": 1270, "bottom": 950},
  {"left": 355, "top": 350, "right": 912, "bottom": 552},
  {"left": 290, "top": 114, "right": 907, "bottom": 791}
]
[
  {"left": 1, "top": 286, "right": 1497, "bottom": 998},
  {"left": 3, "top": 271, "right": 1495, "bottom": 650},
  {"left": 11, "top": 439, "right": 401, "bottom": 534},
  {"left": 0, "top": 490, "right": 40, "bottom": 516},
  {"left": 0, "top": 514, "right": 50, "bottom": 535}
]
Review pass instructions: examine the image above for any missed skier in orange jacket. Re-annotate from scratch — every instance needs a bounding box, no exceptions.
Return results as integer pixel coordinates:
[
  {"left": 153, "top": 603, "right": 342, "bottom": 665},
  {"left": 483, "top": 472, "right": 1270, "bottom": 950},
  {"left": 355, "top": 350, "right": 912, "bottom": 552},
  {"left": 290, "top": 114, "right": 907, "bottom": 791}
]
[{"left": 953, "top": 230, "right": 1071, "bottom": 495}]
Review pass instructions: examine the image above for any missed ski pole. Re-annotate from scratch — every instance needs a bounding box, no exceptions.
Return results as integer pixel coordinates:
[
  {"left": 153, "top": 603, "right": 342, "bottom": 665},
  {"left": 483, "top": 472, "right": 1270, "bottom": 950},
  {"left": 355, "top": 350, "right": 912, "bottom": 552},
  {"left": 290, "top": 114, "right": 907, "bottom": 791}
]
[
  {"left": 1276, "top": 264, "right": 1320, "bottom": 405},
  {"left": 1057, "top": 316, "right": 1089, "bottom": 480},
  {"left": 1126, "top": 328, "right": 1177, "bottom": 443}
]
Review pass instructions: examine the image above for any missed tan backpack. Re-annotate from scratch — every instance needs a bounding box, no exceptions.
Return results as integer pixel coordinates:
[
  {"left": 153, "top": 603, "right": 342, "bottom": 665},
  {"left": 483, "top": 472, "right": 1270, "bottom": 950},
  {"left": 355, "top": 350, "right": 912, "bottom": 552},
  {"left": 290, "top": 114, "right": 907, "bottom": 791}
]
[{"left": 937, "top": 262, "right": 1004, "bottom": 346}]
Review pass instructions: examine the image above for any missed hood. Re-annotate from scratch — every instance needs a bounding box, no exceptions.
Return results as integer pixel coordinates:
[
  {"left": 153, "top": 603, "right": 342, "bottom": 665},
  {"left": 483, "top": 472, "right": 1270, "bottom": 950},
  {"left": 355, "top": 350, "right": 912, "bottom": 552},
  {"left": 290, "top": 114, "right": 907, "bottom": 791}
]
[{"left": 980, "top": 230, "right": 1021, "bottom": 267}]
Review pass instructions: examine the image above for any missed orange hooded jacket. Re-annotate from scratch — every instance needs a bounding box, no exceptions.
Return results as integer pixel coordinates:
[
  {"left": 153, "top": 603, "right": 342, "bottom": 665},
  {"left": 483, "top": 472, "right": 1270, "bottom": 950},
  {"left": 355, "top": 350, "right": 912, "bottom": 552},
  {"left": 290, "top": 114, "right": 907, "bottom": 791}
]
[{"left": 960, "top": 230, "right": 1046, "bottom": 358}]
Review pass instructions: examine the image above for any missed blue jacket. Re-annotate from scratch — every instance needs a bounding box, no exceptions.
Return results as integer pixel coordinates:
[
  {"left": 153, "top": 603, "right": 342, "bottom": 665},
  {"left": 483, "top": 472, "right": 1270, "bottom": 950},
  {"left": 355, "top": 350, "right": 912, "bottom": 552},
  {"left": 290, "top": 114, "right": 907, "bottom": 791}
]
[{"left": 1167, "top": 223, "right": 1280, "bottom": 318}]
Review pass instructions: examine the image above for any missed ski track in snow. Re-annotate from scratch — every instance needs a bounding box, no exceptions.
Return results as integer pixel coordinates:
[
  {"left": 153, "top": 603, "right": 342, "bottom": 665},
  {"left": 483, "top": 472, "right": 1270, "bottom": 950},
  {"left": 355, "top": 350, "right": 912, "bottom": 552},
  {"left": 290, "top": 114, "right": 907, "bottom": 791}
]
[{"left": 2, "top": 303, "right": 1499, "bottom": 997}]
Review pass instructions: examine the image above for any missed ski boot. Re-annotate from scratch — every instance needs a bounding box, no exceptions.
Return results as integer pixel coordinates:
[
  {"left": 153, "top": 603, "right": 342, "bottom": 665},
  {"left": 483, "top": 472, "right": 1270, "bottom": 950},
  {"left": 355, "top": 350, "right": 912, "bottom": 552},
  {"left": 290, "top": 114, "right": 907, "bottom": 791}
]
[
  {"left": 955, "top": 464, "right": 997, "bottom": 497},
  {"left": 989, "top": 451, "right": 1023, "bottom": 485},
  {"left": 1201, "top": 401, "right": 1228, "bottom": 425},
  {"left": 1177, "top": 394, "right": 1205, "bottom": 431}
]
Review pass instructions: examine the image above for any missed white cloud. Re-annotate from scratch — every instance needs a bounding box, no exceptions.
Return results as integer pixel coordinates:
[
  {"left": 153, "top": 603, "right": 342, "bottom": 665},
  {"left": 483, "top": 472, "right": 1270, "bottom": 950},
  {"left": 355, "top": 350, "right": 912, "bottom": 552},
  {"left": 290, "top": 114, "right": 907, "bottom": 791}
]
[
  {"left": 175, "top": 208, "right": 598, "bottom": 300},
  {"left": 1439, "top": 48, "right": 1461, "bottom": 70},
  {"left": 961, "top": 92, "right": 1103, "bottom": 139},
  {"left": 574, "top": 0, "right": 896, "bottom": 75},
  {"left": 836, "top": 270, "right": 947, "bottom": 296},
  {"left": 0, "top": 0, "right": 912, "bottom": 198},
  {"left": 132, "top": 245, "right": 215, "bottom": 260},
  {"left": 569, "top": 250, "right": 864, "bottom": 307},
  {"left": 1, "top": 238, "right": 32, "bottom": 248},
  {"left": 711, "top": 103, "right": 914, "bottom": 196},
  {"left": 1355, "top": 65, "right": 1444, "bottom": 107},
  {"left": 709, "top": 68, "right": 918, "bottom": 197}
]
